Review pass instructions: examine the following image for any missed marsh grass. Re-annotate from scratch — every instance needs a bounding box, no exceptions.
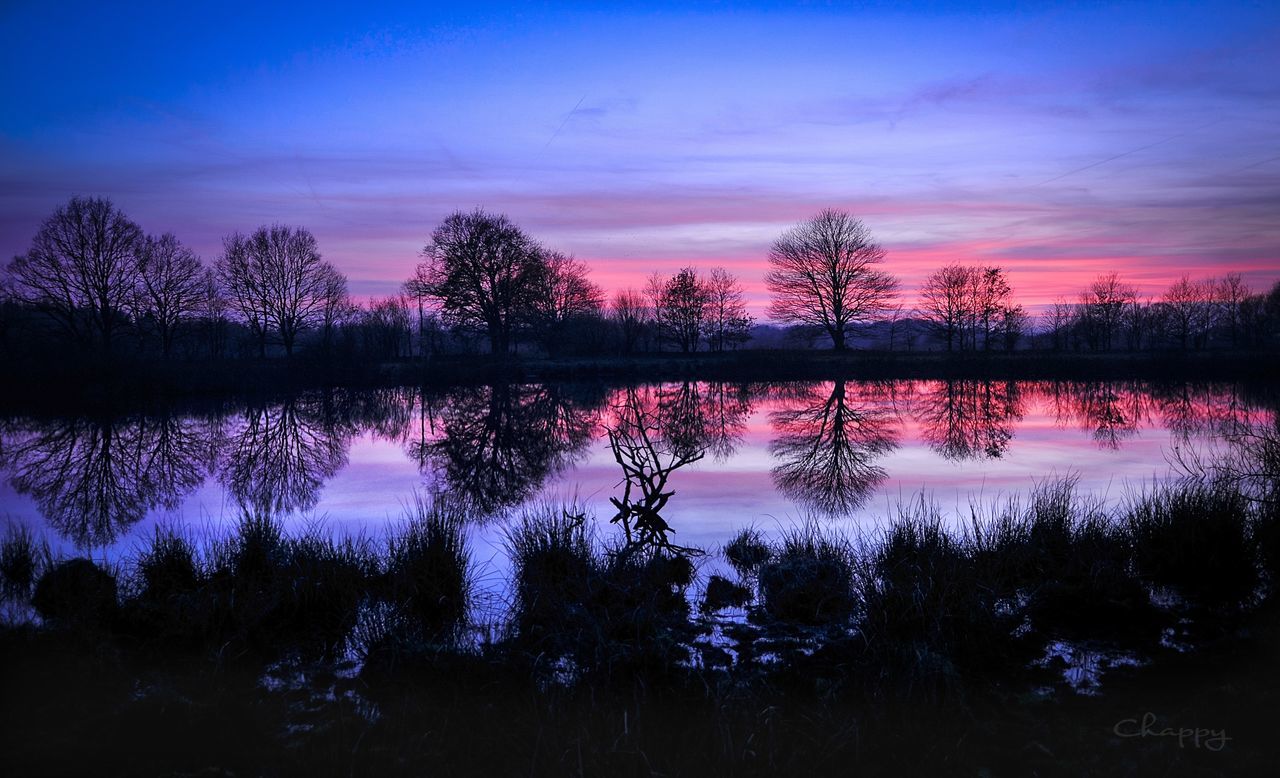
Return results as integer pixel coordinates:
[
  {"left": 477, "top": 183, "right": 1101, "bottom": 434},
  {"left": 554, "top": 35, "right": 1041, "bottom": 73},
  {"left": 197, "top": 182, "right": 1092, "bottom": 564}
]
[
  {"left": 135, "top": 526, "right": 200, "bottom": 603},
  {"left": 1125, "top": 479, "right": 1258, "bottom": 604},
  {"left": 383, "top": 493, "right": 473, "bottom": 645},
  {"left": 1, "top": 523, "right": 48, "bottom": 601},
  {"left": 723, "top": 526, "right": 772, "bottom": 577},
  {"left": 505, "top": 502, "right": 697, "bottom": 674}
]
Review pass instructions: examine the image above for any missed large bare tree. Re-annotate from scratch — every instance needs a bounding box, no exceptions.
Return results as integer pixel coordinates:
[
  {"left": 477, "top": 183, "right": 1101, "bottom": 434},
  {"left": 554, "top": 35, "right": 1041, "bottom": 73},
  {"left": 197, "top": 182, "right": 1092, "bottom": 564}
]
[
  {"left": 416, "top": 209, "right": 543, "bottom": 355},
  {"left": 133, "top": 232, "right": 206, "bottom": 358},
  {"left": 765, "top": 209, "right": 898, "bottom": 350},
  {"left": 215, "top": 224, "right": 344, "bottom": 357},
  {"left": 6, "top": 196, "right": 144, "bottom": 353}
]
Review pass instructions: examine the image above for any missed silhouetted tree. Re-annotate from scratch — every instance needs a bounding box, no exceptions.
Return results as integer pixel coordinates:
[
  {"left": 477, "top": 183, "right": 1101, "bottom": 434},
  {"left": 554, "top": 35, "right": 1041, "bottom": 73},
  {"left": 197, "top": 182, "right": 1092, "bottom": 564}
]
[
  {"left": 528, "top": 251, "right": 604, "bottom": 355},
  {"left": 1212, "top": 273, "right": 1250, "bottom": 348},
  {"left": 417, "top": 209, "right": 543, "bottom": 355},
  {"left": 198, "top": 268, "right": 231, "bottom": 358},
  {"left": 766, "top": 210, "right": 898, "bottom": 351},
  {"left": 919, "top": 264, "right": 970, "bottom": 352},
  {"left": 610, "top": 288, "right": 650, "bottom": 353},
  {"left": 1076, "top": 273, "right": 1136, "bottom": 352},
  {"left": 704, "top": 267, "right": 753, "bottom": 351},
  {"left": 360, "top": 295, "right": 412, "bottom": 359},
  {"left": 402, "top": 263, "right": 432, "bottom": 358},
  {"left": 1044, "top": 297, "right": 1073, "bottom": 351},
  {"left": 317, "top": 264, "right": 350, "bottom": 356},
  {"left": 132, "top": 232, "right": 206, "bottom": 358},
  {"left": 1162, "top": 275, "right": 1212, "bottom": 351},
  {"left": 966, "top": 266, "right": 1012, "bottom": 350},
  {"left": 216, "top": 225, "right": 344, "bottom": 357},
  {"left": 6, "top": 196, "right": 143, "bottom": 354},
  {"left": 655, "top": 267, "right": 711, "bottom": 353}
]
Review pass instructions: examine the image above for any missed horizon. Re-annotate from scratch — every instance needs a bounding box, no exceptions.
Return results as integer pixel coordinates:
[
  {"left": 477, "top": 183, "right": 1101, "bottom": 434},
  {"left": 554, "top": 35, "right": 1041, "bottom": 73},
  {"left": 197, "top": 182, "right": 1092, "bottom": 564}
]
[{"left": 3, "top": 1, "right": 1278, "bottom": 317}]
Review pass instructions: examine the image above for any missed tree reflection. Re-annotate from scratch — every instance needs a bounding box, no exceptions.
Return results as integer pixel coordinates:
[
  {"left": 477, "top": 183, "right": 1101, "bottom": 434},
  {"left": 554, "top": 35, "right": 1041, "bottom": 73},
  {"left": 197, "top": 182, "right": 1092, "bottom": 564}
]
[
  {"left": 1046, "top": 382, "right": 1145, "bottom": 450},
  {"left": 654, "top": 382, "right": 752, "bottom": 460},
  {"left": 1, "top": 414, "right": 214, "bottom": 548},
  {"left": 769, "top": 380, "right": 900, "bottom": 516},
  {"left": 915, "top": 380, "right": 1023, "bottom": 460},
  {"left": 410, "top": 384, "right": 598, "bottom": 517},
  {"left": 219, "top": 397, "right": 351, "bottom": 515}
]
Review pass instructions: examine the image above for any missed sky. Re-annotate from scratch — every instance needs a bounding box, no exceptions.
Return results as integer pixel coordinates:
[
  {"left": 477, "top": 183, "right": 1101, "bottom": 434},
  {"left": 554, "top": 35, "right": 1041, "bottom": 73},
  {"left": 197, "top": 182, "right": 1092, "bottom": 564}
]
[{"left": 2, "top": 0, "right": 1278, "bottom": 314}]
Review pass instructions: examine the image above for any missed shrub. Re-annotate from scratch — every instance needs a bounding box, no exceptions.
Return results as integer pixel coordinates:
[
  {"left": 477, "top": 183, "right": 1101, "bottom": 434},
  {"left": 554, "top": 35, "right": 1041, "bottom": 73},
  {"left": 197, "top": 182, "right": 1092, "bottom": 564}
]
[
  {"left": 32, "top": 558, "right": 118, "bottom": 626},
  {"left": 702, "top": 574, "right": 751, "bottom": 613}
]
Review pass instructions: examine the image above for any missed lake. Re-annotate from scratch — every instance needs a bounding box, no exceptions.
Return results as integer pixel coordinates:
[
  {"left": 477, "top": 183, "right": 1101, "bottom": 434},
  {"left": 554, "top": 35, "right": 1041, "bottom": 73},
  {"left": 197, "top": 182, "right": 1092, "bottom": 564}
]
[{"left": 1, "top": 379, "right": 1271, "bottom": 604}]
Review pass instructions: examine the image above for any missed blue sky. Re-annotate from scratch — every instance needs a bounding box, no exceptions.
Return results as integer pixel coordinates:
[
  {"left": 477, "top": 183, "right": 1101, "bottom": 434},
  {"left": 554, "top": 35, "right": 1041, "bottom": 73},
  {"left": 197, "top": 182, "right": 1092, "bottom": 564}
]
[{"left": 3, "top": 0, "right": 1278, "bottom": 308}]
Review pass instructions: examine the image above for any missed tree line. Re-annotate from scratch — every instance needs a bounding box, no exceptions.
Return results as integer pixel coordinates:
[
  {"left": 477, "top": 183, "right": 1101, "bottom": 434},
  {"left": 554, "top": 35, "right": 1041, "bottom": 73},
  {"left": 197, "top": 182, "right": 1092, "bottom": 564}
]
[{"left": 3, "top": 196, "right": 1278, "bottom": 365}]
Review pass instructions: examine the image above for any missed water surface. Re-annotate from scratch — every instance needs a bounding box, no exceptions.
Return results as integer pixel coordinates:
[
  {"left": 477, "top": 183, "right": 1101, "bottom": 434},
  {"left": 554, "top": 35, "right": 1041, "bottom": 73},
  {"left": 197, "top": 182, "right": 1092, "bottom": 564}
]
[{"left": 0, "top": 379, "right": 1269, "bottom": 591}]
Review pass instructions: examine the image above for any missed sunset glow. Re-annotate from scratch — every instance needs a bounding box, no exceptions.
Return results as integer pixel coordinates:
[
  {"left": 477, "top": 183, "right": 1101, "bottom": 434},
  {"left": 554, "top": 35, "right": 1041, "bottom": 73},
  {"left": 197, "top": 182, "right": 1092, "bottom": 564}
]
[{"left": 2, "top": 1, "right": 1277, "bottom": 313}]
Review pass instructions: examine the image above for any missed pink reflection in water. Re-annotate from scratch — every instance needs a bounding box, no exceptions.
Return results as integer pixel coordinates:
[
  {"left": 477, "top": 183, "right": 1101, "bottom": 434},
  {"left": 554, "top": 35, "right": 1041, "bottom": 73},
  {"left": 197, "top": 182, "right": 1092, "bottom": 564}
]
[{"left": 0, "top": 380, "right": 1268, "bottom": 585}]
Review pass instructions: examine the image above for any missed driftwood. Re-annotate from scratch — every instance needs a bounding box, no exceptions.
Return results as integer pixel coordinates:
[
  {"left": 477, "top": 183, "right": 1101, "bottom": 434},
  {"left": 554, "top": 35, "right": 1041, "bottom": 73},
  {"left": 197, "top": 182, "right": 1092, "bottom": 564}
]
[{"left": 606, "top": 395, "right": 706, "bottom": 556}]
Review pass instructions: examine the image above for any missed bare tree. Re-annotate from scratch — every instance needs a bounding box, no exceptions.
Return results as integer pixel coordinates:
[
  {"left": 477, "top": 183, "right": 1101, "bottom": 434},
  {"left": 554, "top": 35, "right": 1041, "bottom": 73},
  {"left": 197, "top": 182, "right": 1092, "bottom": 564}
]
[
  {"left": 654, "top": 267, "right": 711, "bottom": 353},
  {"left": 765, "top": 209, "right": 898, "bottom": 350},
  {"left": 919, "top": 264, "right": 1015, "bottom": 351},
  {"left": 1077, "top": 273, "right": 1136, "bottom": 352},
  {"left": 199, "top": 267, "right": 230, "bottom": 359},
  {"left": 1162, "top": 275, "right": 1212, "bottom": 351},
  {"left": 704, "top": 266, "right": 752, "bottom": 351},
  {"left": 919, "top": 264, "right": 970, "bottom": 352},
  {"left": 1211, "top": 273, "right": 1250, "bottom": 347},
  {"left": 402, "top": 263, "right": 432, "bottom": 358},
  {"left": 417, "top": 209, "right": 543, "bottom": 355},
  {"left": 967, "top": 266, "right": 1012, "bottom": 350},
  {"left": 215, "top": 225, "right": 343, "bottom": 357},
  {"left": 610, "top": 288, "right": 650, "bottom": 354},
  {"left": 997, "top": 304, "right": 1029, "bottom": 350},
  {"left": 361, "top": 295, "right": 412, "bottom": 359},
  {"left": 528, "top": 250, "right": 604, "bottom": 353},
  {"left": 215, "top": 232, "right": 272, "bottom": 357},
  {"left": 317, "top": 264, "right": 349, "bottom": 355},
  {"left": 132, "top": 233, "right": 205, "bottom": 358},
  {"left": 1044, "top": 297, "right": 1073, "bottom": 351},
  {"left": 6, "top": 196, "right": 143, "bottom": 353},
  {"left": 644, "top": 270, "right": 668, "bottom": 351}
]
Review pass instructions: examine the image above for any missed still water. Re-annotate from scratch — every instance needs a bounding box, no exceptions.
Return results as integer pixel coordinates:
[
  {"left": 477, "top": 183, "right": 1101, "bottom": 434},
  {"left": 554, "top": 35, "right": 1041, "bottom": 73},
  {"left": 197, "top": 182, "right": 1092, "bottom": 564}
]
[{"left": 0, "top": 379, "right": 1270, "bottom": 588}]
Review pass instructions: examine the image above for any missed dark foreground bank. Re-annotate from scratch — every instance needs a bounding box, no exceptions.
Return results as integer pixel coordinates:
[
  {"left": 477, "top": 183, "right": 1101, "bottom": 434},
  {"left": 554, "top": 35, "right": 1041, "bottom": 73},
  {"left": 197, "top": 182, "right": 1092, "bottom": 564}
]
[{"left": 2, "top": 469, "right": 1279, "bottom": 775}]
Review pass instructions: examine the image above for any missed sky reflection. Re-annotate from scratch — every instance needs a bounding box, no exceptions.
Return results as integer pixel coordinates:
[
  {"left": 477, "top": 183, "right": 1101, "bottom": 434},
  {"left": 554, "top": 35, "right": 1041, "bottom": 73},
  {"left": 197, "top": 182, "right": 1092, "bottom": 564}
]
[{"left": 0, "top": 381, "right": 1268, "bottom": 592}]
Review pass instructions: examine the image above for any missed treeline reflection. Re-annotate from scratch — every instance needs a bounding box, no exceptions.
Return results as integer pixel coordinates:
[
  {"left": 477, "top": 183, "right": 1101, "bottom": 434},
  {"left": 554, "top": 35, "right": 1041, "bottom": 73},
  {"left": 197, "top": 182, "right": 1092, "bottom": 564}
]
[{"left": 0, "top": 380, "right": 1271, "bottom": 547}]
